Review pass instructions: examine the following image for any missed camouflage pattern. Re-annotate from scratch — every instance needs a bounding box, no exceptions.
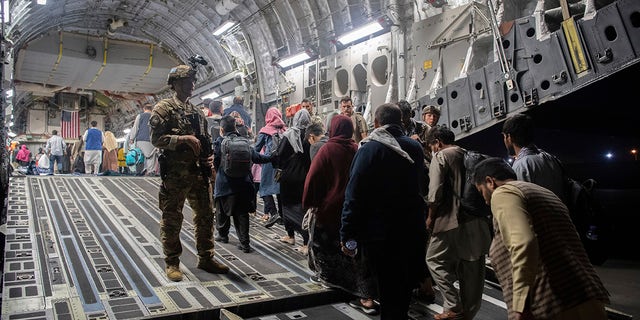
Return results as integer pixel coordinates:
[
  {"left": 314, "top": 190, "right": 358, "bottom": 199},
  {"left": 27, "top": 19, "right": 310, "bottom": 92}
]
[
  {"left": 166, "top": 64, "right": 196, "bottom": 85},
  {"left": 149, "top": 94, "right": 215, "bottom": 266}
]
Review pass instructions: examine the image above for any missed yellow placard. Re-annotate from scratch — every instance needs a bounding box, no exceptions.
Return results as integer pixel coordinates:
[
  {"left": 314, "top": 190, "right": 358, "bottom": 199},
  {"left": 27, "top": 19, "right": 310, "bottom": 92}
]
[
  {"left": 423, "top": 60, "right": 433, "bottom": 70},
  {"left": 562, "top": 19, "right": 589, "bottom": 74}
]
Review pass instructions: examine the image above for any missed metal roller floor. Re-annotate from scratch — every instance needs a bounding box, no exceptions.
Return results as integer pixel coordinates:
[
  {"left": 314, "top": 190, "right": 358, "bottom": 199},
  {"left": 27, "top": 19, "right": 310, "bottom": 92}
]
[
  {"left": 2, "top": 175, "right": 352, "bottom": 319},
  {"left": 8, "top": 175, "right": 612, "bottom": 320}
]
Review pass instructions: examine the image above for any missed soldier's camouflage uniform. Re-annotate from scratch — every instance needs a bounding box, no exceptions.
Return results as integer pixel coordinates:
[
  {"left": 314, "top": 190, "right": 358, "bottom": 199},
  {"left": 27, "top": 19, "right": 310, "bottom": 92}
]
[{"left": 149, "top": 92, "right": 215, "bottom": 267}]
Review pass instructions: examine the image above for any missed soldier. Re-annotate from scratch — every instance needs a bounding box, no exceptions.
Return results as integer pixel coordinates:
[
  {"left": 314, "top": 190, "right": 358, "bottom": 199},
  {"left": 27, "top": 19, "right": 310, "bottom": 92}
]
[{"left": 149, "top": 64, "right": 229, "bottom": 281}]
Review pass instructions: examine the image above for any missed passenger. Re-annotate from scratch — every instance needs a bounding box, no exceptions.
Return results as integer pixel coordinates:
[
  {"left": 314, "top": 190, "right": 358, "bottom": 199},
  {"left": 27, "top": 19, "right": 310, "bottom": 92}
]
[
  {"left": 229, "top": 110, "right": 252, "bottom": 138},
  {"left": 117, "top": 145, "right": 127, "bottom": 174},
  {"left": 339, "top": 96, "right": 368, "bottom": 144},
  {"left": 101, "top": 131, "right": 119, "bottom": 173},
  {"left": 129, "top": 103, "right": 159, "bottom": 176},
  {"left": 62, "top": 143, "right": 72, "bottom": 173},
  {"left": 254, "top": 107, "right": 286, "bottom": 227},
  {"left": 15, "top": 145, "right": 31, "bottom": 166},
  {"left": 501, "top": 113, "right": 564, "bottom": 199},
  {"left": 472, "top": 157, "right": 610, "bottom": 320},
  {"left": 399, "top": 100, "right": 437, "bottom": 303},
  {"left": 45, "top": 129, "right": 66, "bottom": 175},
  {"left": 207, "top": 100, "right": 224, "bottom": 142},
  {"left": 223, "top": 96, "right": 252, "bottom": 129},
  {"left": 71, "top": 136, "right": 85, "bottom": 174},
  {"left": 35, "top": 147, "right": 45, "bottom": 168},
  {"left": 213, "top": 115, "right": 272, "bottom": 253},
  {"left": 200, "top": 98, "right": 213, "bottom": 116},
  {"left": 303, "top": 114, "right": 378, "bottom": 315},
  {"left": 206, "top": 100, "right": 224, "bottom": 185},
  {"left": 301, "top": 98, "right": 322, "bottom": 125},
  {"left": 83, "top": 121, "right": 103, "bottom": 175},
  {"left": 149, "top": 64, "right": 229, "bottom": 281},
  {"left": 250, "top": 162, "right": 261, "bottom": 217},
  {"left": 398, "top": 100, "right": 426, "bottom": 138},
  {"left": 274, "top": 108, "right": 312, "bottom": 253},
  {"left": 340, "top": 103, "right": 427, "bottom": 319},
  {"left": 324, "top": 110, "right": 339, "bottom": 135},
  {"left": 425, "top": 125, "right": 492, "bottom": 320},
  {"left": 305, "top": 122, "right": 328, "bottom": 161}
]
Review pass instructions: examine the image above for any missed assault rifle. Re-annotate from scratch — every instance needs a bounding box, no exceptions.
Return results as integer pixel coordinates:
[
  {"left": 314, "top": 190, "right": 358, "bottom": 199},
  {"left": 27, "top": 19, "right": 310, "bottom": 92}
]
[{"left": 187, "top": 54, "right": 213, "bottom": 180}]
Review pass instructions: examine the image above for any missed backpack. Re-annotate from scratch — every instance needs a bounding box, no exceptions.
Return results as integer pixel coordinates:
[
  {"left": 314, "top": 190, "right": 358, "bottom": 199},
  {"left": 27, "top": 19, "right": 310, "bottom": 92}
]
[
  {"left": 455, "top": 149, "right": 492, "bottom": 217},
  {"left": 208, "top": 117, "right": 222, "bottom": 143},
  {"left": 220, "top": 133, "right": 253, "bottom": 178},
  {"left": 270, "top": 130, "right": 283, "bottom": 155},
  {"left": 564, "top": 177, "right": 609, "bottom": 265},
  {"left": 126, "top": 148, "right": 144, "bottom": 166}
]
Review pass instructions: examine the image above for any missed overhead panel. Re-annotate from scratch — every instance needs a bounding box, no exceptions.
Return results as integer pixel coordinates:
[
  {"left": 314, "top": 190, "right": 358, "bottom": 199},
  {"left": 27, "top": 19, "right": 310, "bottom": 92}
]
[
  {"left": 467, "top": 67, "right": 493, "bottom": 128},
  {"left": 513, "top": 17, "right": 573, "bottom": 105},
  {"left": 579, "top": 2, "right": 636, "bottom": 75},
  {"left": 445, "top": 77, "right": 474, "bottom": 134},
  {"left": 14, "top": 32, "right": 179, "bottom": 94},
  {"left": 616, "top": 0, "right": 640, "bottom": 56}
]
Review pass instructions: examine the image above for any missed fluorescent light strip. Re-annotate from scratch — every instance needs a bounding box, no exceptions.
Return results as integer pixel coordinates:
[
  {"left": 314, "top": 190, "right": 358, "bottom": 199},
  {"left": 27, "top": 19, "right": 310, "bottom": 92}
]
[
  {"left": 3, "top": 0, "right": 9, "bottom": 23},
  {"left": 337, "top": 21, "right": 384, "bottom": 45},
  {"left": 37, "top": 0, "right": 46, "bottom": 4},
  {"left": 277, "top": 52, "right": 311, "bottom": 68},
  {"left": 201, "top": 91, "right": 220, "bottom": 100},
  {"left": 213, "top": 21, "right": 236, "bottom": 36}
]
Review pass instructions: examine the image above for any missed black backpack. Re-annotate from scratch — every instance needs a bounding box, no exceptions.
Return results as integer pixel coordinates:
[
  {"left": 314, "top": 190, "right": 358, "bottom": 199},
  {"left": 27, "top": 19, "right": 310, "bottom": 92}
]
[
  {"left": 550, "top": 154, "right": 609, "bottom": 266},
  {"left": 455, "top": 149, "right": 491, "bottom": 217},
  {"left": 220, "top": 133, "right": 253, "bottom": 178}
]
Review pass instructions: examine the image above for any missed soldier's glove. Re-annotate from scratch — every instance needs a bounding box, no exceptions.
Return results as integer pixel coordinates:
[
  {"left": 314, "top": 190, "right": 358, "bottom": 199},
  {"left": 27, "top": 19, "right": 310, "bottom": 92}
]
[{"left": 178, "top": 135, "right": 201, "bottom": 156}]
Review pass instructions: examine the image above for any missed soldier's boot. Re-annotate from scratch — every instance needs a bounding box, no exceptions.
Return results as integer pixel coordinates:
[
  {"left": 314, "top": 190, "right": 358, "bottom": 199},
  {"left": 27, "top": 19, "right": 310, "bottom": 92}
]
[
  {"left": 197, "top": 258, "right": 229, "bottom": 274},
  {"left": 166, "top": 265, "right": 183, "bottom": 282}
]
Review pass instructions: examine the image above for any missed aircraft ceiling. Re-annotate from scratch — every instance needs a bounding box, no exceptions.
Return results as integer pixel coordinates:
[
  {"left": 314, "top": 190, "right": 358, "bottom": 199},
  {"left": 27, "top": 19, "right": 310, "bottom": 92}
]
[{"left": 5, "top": 0, "right": 398, "bottom": 97}]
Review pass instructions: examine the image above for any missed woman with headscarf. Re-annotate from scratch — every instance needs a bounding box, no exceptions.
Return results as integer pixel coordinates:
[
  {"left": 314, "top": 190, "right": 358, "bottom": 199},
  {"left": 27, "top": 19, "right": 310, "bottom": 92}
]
[
  {"left": 303, "top": 115, "right": 379, "bottom": 309},
  {"left": 254, "top": 107, "right": 287, "bottom": 226},
  {"left": 101, "top": 131, "right": 119, "bottom": 173},
  {"left": 16, "top": 145, "right": 31, "bottom": 166},
  {"left": 274, "top": 108, "right": 311, "bottom": 253}
]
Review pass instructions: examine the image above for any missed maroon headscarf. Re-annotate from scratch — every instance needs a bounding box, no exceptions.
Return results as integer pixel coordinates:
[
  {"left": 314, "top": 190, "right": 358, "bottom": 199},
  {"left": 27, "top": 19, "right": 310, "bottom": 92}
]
[
  {"left": 259, "top": 107, "right": 287, "bottom": 135},
  {"left": 302, "top": 115, "right": 357, "bottom": 233}
]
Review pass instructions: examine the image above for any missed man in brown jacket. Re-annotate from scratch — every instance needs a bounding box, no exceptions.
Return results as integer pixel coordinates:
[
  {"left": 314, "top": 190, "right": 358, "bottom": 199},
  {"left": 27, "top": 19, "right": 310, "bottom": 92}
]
[{"left": 473, "top": 158, "right": 609, "bottom": 320}]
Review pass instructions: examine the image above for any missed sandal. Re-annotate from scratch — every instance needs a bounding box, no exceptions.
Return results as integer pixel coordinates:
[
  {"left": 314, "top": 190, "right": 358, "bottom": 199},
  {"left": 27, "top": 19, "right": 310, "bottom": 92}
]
[
  {"left": 348, "top": 299, "right": 379, "bottom": 315},
  {"left": 295, "top": 245, "right": 308, "bottom": 255},
  {"left": 278, "top": 236, "right": 295, "bottom": 245},
  {"left": 433, "top": 310, "right": 464, "bottom": 320}
]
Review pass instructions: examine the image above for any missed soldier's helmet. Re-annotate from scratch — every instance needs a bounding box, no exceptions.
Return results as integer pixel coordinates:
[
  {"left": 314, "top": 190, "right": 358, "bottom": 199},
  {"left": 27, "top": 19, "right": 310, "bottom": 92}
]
[
  {"left": 167, "top": 65, "right": 196, "bottom": 85},
  {"left": 421, "top": 104, "right": 441, "bottom": 117}
]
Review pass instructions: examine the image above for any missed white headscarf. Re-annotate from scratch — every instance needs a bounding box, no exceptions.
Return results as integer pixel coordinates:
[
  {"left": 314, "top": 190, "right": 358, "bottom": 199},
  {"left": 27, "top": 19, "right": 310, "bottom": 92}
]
[{"left": 282, "top": 109, "right": 310, "bottom": 154}]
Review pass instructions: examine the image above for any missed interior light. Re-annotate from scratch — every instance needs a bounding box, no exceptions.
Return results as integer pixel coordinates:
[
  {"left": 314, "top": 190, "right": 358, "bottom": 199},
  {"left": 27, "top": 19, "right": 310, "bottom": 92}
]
[
  {"left": 276, "top": 51, "right": 312, "bottom": 68},
  {"left": 7, "top": 131, "right": 16, "bottom": 138},
  {"left": 123, "top": 128, "right": 131, "bottom": 134},
  {"left": 213, "top": 21, "right": 236, "bottom": 36},
  {"left": 8, "top": 121, "right": 13, "bottom": 126},
  {"left": 5, "top": 89, "right": 13, "bottom": 98},
  {"left": 2, "top": 0, "right": 9, "bottom": 24},
  {"left": 201, "top": 91, "right": 220, "bottom": 100},
  {"left": 37, "top": 0, "right": 46, "bottom": 4},
  {"left": 337, "top": 21, "right": 384, "bottom": 45}
]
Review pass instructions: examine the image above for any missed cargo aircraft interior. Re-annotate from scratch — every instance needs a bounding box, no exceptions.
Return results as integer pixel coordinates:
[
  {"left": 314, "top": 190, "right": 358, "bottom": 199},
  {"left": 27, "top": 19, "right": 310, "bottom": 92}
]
[{"left": 0, "top": 0, "right": 639, "bottom": 319}]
